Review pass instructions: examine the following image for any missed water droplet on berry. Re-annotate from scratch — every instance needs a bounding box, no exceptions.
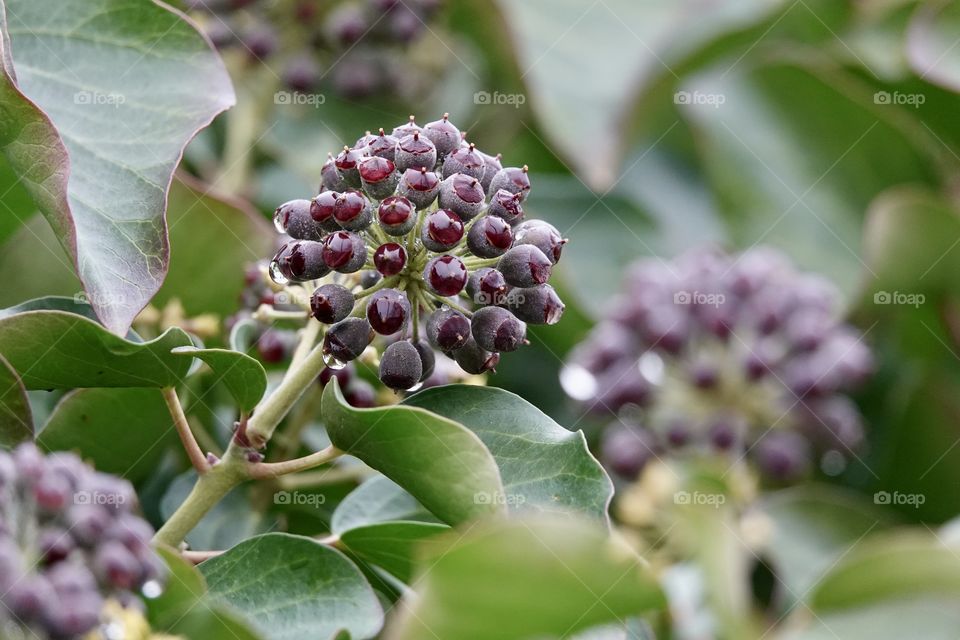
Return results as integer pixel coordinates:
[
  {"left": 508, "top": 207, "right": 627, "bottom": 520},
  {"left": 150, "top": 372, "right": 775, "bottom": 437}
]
[
  {"left": 323, "top": 352, "right": 348, "bottom": 370},
  {"left": 273, "top": 208, "right": 287, "bottom": 233},
  {"left": 142, "top": 580, "right": 163, "bottom": 599},
  {"left": 408, "top": 381, "right": 424, "bottom": 392},
  {"left": 268, "top": 259, "right": 289, "bottom": 285}
]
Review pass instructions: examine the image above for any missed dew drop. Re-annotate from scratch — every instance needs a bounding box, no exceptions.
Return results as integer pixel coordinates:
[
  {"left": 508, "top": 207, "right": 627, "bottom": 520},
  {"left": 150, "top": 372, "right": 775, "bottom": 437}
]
[
  {"left": 268, "top": 259, "right": 289, "bottom": 285},
  {"left": 273, "top": 208, "right": 287, "bottom": 234},
  {"left": 323, "top": 352, "right": 348, "bottom": 370},
  {"left": 560, "top": 364, "right": 597, "bottom": 401},
  {"left": 141, "top": 579, "right": 163, "bottom": 599},
  {"left": 407, "top": 381, "right": 424, "bottom": 393}
]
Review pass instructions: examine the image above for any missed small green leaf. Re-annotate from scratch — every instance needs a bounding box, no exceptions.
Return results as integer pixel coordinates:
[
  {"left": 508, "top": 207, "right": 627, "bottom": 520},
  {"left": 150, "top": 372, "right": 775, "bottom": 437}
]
[
  {"left": 386, "top": 516, "right": 665, "bottom": 640},
  {"left": 322, "top": 381, "right": 505, "bottom": 526},
  {"left": 199, "top": 533, "right": 384, "bottom": 640},
  {"left": 0, "top": 310, "right": 192, "bottom": 389},
  {"left": 0, "top": 353, "right": 31, "bottom": 445},
  {"left": 147, "top": 546, "right": 208, "bottom": 630},
  {"left": 0, "top": 0, "right": 235, "bottom": 335},
  {"left": 229, "top": 317, "right": 260, "bottom": 354},
  {"left": 340, "top": 521, "right": 449, "bottom": 583},
  {"left": 331, "top": 475, "right": 440, "bottom": 535},
  {"left": 405, "top": 385, "right": 613, "bottom": 521},
  {"left": 171, "top": 347, "right": 266, "bottom": 413},
  {"left": 165, "top": 604, "right": 264, "bottom": 640},
  {"left": 37, "top": 387, "right": 175, "bottom": 481}
]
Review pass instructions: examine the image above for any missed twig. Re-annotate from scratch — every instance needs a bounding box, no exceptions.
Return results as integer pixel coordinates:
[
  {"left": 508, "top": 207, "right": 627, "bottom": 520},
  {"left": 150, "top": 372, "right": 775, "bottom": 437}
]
[{"left": 163, "top": 387, "right": 210, "bottom": 474}]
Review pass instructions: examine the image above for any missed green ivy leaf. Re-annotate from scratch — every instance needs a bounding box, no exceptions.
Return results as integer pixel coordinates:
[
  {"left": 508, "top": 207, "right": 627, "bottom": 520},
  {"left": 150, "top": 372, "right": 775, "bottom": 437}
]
[
  {"left": 171, "top": 347, "right": 266, "bottom": 413},
  {"left": 0, "top": 310, "right": 192, "bottom": 389},
  {"left": 331, "top": 475, "right": 441, "bottom": 535},
  {"left": 147, "top": 546, "right": 208, "bottom": 630},
  {"left": 165, "top": 605, "right": 264, "bottom": 640},
  {"left": 199, "top": 533, "right": 384, "bottom": 640},
  {"left": 0, "top": 0, "right": 234, "bottom": 335},
  {"left": 385, "top": 516, "right": 665, "bottom": 640},
  {"left": 404, "top": 385, "right": 613, "bottom": 521},
  {"left": 322, "top": 381, "right": 506, "bottom": 526},
  {"left": 37, "top": 388, "right": 175, "bottom": 482},
  {"left": 0, "top": 353, "right": 31, "bottom": 445},
  {"left": 340, "top": 521, "right": 450, "bottom": 583}
]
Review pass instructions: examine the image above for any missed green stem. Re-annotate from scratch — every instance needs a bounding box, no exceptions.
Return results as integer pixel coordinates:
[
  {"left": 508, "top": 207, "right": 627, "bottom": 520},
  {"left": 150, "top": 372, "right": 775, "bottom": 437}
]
[
  {"left": 248, "top": 445, "right": 343, "bottom": 479},
  {"left": 153, "top": 458, "right": 247, "bottom": 547}
]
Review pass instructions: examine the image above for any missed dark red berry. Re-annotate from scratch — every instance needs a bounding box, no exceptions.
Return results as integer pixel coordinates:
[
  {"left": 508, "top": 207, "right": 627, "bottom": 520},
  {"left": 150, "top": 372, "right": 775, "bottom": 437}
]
[
  {"left": 439, "top": 173, "right": 485, "bottom": 220},
  {"left": 489, "top": 165, "right": 531, "bottom": 201},
  {"left": 442, "top": 143, "right": 486, "bottom": 181},
  {"left": 359, "top": 156, "right": 399, "bottom": 199},
  {"left": 335, "top": 146, "right": 365, "bottom": 188},
  {"left": 453, "top": 337, "right": 500, "bottom": 374},
  {"left": 322, "top": 232, "right": 367, "bottom": 273},
  {"left": 498, "top": 245, "right": 552, "bottom": 287},
  {"left": 398, "top": 168, "right": 440, "bottom": 209},
  {"left": 373, "top": 243, "right": 407, "bottom": 276},
  {"left": 366, "top": 288, "right": 411, "bottom": 335},
  {"left": 467, "top": 216, "right": 512, "bottom": 258},
  {"left": 377, "top": 195, "right": 416, "bottom": 236},
  {"left": 487, "top": 189, "right": 524, "bottom": 225},
  {"left": 423, "top": 255, "right": 468, "bottom": 296},
  {"left": 421, "top": 209, "right": 464, "bottom": 251},
  {"left": 311, "top": 191, "right": 341, "bottom": 232},
  {"left": 379, "top": 340, "right": 423, "bottom": 390},
  {"left": 310, "top": 284, "right": 355, "bottom": 324},
  {"left": 472, "top": 306, "right": 526, "bottom": 352},
  {"left": 422, "top": 113, "right": 461, "bottom": 156},
  {"left": 270, "top": 241, "right": 330, "bottom": 283},
  {"left": 257, "top": 329, "right": 293, "bottom": 363},
  {"left": 427, "top": 308, "right": 471, "bottom": 351},
  {"left": 333, "top": 191, "right": 372, "bottom": 231},
  {"left": 319, "top": 365, "right": 352, "bottom": 388},
  {"left": 466, "top": 268, "right": 508, "bottom": 306}
]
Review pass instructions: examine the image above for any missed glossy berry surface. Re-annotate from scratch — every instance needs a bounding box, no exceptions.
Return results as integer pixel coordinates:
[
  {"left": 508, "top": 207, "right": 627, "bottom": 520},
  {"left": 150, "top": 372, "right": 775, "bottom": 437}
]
[
  {"left": 373, "top": 242, "right": 407, "bottom": 276},
  {"left": 422, "top": 209, "right": 464, "bottom": 251},
  {"left": 423, "top": 255, "right": 468, "bottom": 296},
  {"left": 366, "top": 288, "right": 410, "bottom": 335}
]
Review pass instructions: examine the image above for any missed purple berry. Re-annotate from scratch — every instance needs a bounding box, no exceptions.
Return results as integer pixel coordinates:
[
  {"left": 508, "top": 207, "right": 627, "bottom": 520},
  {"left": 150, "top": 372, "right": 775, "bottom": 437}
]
[
  {"left": 423, "top": 255, "right": 468, "bottom": 296},
  {"left": 427, "top": 308, "right": 471, "bottom": 352},
  {"left": 322, "top": 231, "right": 367, "bottom": 273},
  {"left": 471, "top": 306, "right": 526, "bottom": 352},
  {"left": 366, "top": 289, "right": 411, "bottom": 335},
  {"left": 513, "top": 220, "right": 565, "bottom": 264},
  {"left": 275, "top": 199, "right": 323, "bottom": 241},
  {"left": 466, "top": 268, "right": 508, "bottom": 306},
  {"left": 378, "top": 195, "right": 416, "bottom": 236},
  {"left": 421, "top": 209, "right": 464, "bottom": 252},
  {"left": 487, "top": 189, "right": 524, "bottom": 225},
  {"left": 497, "top": 245, "right": 552, "bottom": 287},
  {"left": 442, "top": 143, "right": 486, "bottom": 181},
  {"left": 373, "top": 242, "right": 406, "bottom": 276},
  {"left": 488, "top": 165, "right": 531, "bottom": 201},
  {"left": 394, "top": 132, "right": 437, "bottom": 172},
  {"left": 422, "top": 113, "right": 461, "bottom": 156},
  {"left": 438, "top": 173, "right": 485, "bottom": 220},
  {"left": 397, "top": 168, "right": 440, "bottom": 209},
  {"left": 379, "top": 341, "right": 423, "bottom": 390},
  {"left": 311, "top": 284, "right": 355, "bottom": 324},
  {"left": 359, "top": 156, "right": 399, "bottom": 199},
  {"left": 501, "top": 284, "right": 565, "bottom": 325},
  {"left": 323, "top": 318, "right": 375, "bottom": 363},
  {"left": 333, "top": 191, "right": 373, "bottom": 231},
  {"left": 467, "top": 215, "right": 512, "bottom": 258},
  {"left": 452, "top": 337, "right": 500, "bottom": 374}
]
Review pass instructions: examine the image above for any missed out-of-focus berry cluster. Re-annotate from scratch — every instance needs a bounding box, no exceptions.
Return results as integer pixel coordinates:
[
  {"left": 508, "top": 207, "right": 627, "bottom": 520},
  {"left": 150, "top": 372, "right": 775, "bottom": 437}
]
[
  {"left": 563, "top": 247, "right": 872, "bottom": 482},
  {"left": 265, "top": 114, "right": 566, "bottom": 391},
  {"left": 0, "top": 444, "right": 164, "bottom": 639},
  {"left": 186, "top": 0, "right": 443, "bottom": 99}
]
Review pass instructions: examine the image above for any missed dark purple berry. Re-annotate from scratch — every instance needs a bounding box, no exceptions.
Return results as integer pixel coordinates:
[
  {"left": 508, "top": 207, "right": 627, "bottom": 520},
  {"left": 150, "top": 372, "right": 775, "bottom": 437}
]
[
  {"left": 33, "top": 471, "right": 71, "bottom": 511},
  {"left": 391, "top": 115, "right": 422, "bottom": 138},
  {"left": 487, "top": 189, "right": 524, "bottom": 225},
  {"left": 453, "top": 337, "right": 500, "bottom": 374},
  {"left": 378, "top": 195, "right": 416, "bottom": 235},
  {"left": 326, "top": 3, "right": 368, "bottom": 45},
  {"left": 478, "top": 151, "right": 502, "bottom": 192},
  {"left": 442, "top": 143, "right": 486, "bottom": 181},
  {"left": 257, "top": 329, "right": 294, "bottom": 363},
  {"left": 373, "top": 243, "right": 407, "bottom": 276},
  {"left": 333, "top": 191, "right": 373, "bottom": 231},
  {"left": 423, "top": 255, "right": 468, "bottom": 296},
  {"left": 501, "top": 284, "right": 565, "bottom": 325},
  {"left": 422, "top": 113, "right": 461, "bottom": 156},
  {"left": 275, "top": 199, "right": 323, "bottom": 241},
  {"left": 311, "top": 284, "right": 355, "bottom": 324},
  {"left": 366, "top": 289, "right": 411, "bottom": 335},
  {"left": 421, "top": 209, "right": 464, "bottom": 251},
  {"left": 323, "top": 318, "right": 375, "bottom": 363},
  {"left": 413, "top": 340, "right": 436, "bottom": 381},
  {"left": 379, "top": 340, "right": 423, "bottom": 390},
  {"left": 94, "top": 541, "right": 140, "bottom": 590},
  {"left": 488, "top": 165, "right": 531, "bottom": 201},
  {"left": 395, "top": 132, "right": 437, "bottom": 172},
  {"left": 438, "top": 173, "right": 485, "bottom": 220},
  {"left": 243, "top": 25, "right": 277, "bottom": 59},
  {"left": 8, "top": 575, "right": 53, "bottom": 622},
  {"left": 322, "top": 231, "right": 367, "bottom": 273},
  {"left": 319, "top": 365, "right": 352, "bottom": 388},
  {"left": 467, "top": 216, "right": 512, "bottom": 258},
  {"left": 335, "top": 146, "right": 365, "bottom": 188},
  {"left": 466, "top": 268, "right": 508, "bottom": 306},
  {"left": 311, "top": 190, "right": 342, "bottom": 232},
  {"left": 360, "top": 269, "right": 382, "bottom": 289},
  {"left": 513, "top": 220, "right": 565, "bottom": 263},
  {"left": 471, "top": 306, "right": 526, "bottom": 352},
  {"left": 397, "top": 168, "right": 440, "bottom": 209},
  {"left": 756, "top": 431, "right": 811, "bottom": 480},
  {"left": 283, "top": 55, "right": 321, "bottom": 92},
  {"left": 498, "top": 245, "right": 552, "bottom": 287},
  {"left": 344, "top": 379, "right": 377, "bottom": 407},
  {"left": 359, "top": 156, "right": 399, "bottom": 199},
  {"left": 366, "top": 128, "right": 399, "bottom": 161},
  {"left": 321, "top": 155, "right": 349, "bottom": 192},
  {"left": 427, "top": 308, "right": 471, "bottom": 352},
  {"left": 601, "top": 425, "right": 656, "bottom": 478},
  {"left": 272, "top": 241, "right": 330, "bottom": 283}
]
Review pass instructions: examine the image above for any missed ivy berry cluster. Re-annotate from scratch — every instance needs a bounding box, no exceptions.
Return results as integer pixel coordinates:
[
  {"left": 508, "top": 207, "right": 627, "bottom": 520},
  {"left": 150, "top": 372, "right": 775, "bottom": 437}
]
[
  {"left": 0, "top": 444, "right": 164, "bottom": 639},
  {"left": 563, "top": 247, "right": 873, "bottom": 481},
  {"left": 269, "top": 114, "right": 566, "bottom": 391}
]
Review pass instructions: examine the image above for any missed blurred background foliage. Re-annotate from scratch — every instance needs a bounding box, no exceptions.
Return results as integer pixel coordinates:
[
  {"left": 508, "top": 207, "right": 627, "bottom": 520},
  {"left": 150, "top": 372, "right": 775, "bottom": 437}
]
[{"left": 3, "top": 0, "right": 960, "bottom": 524}]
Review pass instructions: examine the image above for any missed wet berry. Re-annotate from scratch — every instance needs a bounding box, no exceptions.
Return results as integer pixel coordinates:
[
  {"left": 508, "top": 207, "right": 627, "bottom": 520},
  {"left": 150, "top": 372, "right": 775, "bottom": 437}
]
[
  {"left": 423, "top": 255, "right": 468, "bottom": 296},
  {"left": 333, "top": 191, "right": 373, "bottom": 231},
  {"left": 427, "top": 308, "right": 471, "bottom": 352},
  {"left": 421, "top": 209, "right": 464, "bottom": 252},
  {"left": 275, "top": 199, "right": 323, "bottom": 241},
  {"left": 323, "top": 318, "right": 374, "bottom": 363},
  {"left": 322, "top": 231, "right": 367, "bottom": 273},
  {"left": 466, "top": 268, "right": 508, "bottom": 306},
  {"left": 498, "top": 245, "right": 553, "bottom": 287},
  {"left": 439, "top": 173, "right": 485, "bottom": 220},
  {"left": 377, "top": 195, "right": 416, "bottom": 236},
  {"left": 366, "top": 288, "right": 411, "bottom": 335},
  {"left": 467, "top": 216, "right": 513, "bottom": 258},
  {"left": 311, "top": 284, "right": 355, "bottom": 324},
  {"left": 397, "top": 168, "right": 440, "bottom": 209},
  {"left": 272, "top": 241, "right": 330, "bottom": 283},
  {"left": 335, "top": 146, "right": 365, "bottom": 188},
  {"left": 311, "top": 190, "right": 342, "bottom": 232},
  {"left": 373, "top": 243, "right": 407, "bottom": 276},
  {"left": 379, "top": 340, "right": 423, "bottom": 390},
  {"left": 472, "top": 306, "right": 526, "bottom": 352},
  {"left": 359, "top": 156, "right": 399, "bottom": 199}
]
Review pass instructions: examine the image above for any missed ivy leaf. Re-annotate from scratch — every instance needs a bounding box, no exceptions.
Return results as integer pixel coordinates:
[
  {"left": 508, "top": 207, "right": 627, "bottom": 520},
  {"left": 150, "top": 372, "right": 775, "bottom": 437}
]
[
  {"left": 385, "top": 516, "right": 665, "bottom": 640},
  {"left": 147, "top": 546, "right": 207, "bottom": 630},
  {"left": 37, "top": 388, "right": 175, "bottom": 482},
  {"left": 171, "top": 347, "right": 266, "bottom": 413},
  {"left": 322, "top": 381, "right": 506, "bottom": 526},
  {"left": 199, "top": 533, "right": 384, "bottom": 640},
  {"left": 0, "top": 0, "right": 234, "bottom": 335},
  {"left": 405, "top": 385, "right": 613, "bottom": 521},
  {"left": 339, "top": 522, "right": 450, "bottom": 583},
  {"left": 0, "top": 309, "right": 192, "bottom": 389},
  {"left": 0, "top": 353, "right": 31, "bottom": 445},
  {"left": 331, "top": 475, "right": 441, "bottom": 535}
]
